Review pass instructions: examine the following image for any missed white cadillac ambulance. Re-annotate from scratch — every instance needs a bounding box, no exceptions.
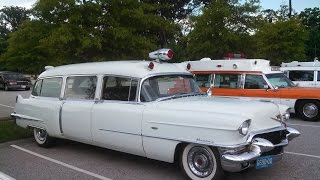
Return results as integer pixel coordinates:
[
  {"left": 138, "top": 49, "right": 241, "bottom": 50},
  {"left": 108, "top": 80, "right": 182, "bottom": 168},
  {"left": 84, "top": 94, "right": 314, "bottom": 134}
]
[
  {"left": 281, "top": 59, "right": 320, "bottom": 88},
  {"left": 11, "top": 49, "right": 300, "bottom": 180}
]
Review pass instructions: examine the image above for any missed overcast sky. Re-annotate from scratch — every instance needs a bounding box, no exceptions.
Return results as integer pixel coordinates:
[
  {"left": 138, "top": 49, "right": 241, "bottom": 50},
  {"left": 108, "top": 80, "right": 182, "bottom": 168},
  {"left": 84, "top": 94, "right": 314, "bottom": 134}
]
[{"left": 0, "top": 0, "right": 319, "bottom": 12}]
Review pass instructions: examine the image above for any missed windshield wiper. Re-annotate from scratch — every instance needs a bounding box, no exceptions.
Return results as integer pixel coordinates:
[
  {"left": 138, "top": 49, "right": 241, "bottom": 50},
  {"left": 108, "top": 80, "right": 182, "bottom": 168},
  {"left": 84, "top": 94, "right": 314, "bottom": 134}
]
[{"left": 156, "top": 92, "right": 206, "bottom": 102}]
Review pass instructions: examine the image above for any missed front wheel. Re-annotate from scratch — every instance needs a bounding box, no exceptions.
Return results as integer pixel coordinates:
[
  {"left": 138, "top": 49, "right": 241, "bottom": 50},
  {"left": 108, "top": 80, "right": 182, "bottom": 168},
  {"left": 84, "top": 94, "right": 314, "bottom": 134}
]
[
  {"left": 297, "top": 100, "right": 320, "bottom": 121},
  {"left": 180, "top": 144, "right": 224, "bottom": 180},
  {"left": 33, "top": 128, "right": 56, "bottom": 148}
]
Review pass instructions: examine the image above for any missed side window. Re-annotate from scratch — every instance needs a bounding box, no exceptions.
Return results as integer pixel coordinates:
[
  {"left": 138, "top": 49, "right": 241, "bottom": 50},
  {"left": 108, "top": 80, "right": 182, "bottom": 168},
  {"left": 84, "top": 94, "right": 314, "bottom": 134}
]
[
  {"left": 317, "top": 71, "right": 320, "bottom": 82},
  {"left": 195, "top": 74, "right": 211, "bottom": 88},
  {"left": 244, "top": 74, "right": 268, "bottom": 89},
  {"left": 40, "top": 78, "right": 62, "bottom": 98},
  {"left": 288, "top": 71, "right": 314, "bottom": 81},
  {"left": 31, "top": 79, "right": 43, "bottom": 96},
  {"left": 65, "top": 76, "right": 97, "bottom": 100},
  {"left": 102, "top": 76, "right": 137, "bottom": 101},
  {"left": 214, "top": 74, "right": 241, "bottom": 88}
]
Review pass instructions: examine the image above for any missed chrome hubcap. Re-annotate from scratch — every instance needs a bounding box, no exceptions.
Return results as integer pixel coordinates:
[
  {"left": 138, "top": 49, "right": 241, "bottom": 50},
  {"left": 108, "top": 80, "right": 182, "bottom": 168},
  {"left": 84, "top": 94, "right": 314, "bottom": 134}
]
[
  {"left": 303, "top": 103, "right": 318, "bottom": 118},
  {"left": 187, "top": 146, "right": 214, "bottom": 178},
  {"left": 35, "top": 128, "right": 47, "bottom": 141}
]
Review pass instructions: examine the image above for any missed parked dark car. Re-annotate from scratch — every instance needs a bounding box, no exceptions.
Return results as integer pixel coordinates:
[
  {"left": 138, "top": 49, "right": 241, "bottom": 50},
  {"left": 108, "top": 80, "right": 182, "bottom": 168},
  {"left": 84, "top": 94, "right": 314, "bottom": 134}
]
[{"left": 0, "top": 71, "right": 32, "bottom": 91}]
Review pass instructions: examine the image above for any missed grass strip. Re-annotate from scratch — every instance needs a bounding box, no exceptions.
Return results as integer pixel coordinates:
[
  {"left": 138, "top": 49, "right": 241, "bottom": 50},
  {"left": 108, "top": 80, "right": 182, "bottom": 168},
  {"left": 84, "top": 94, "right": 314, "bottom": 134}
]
[{"left": 0, "top": 119, "right": 32, "bottom": 143}]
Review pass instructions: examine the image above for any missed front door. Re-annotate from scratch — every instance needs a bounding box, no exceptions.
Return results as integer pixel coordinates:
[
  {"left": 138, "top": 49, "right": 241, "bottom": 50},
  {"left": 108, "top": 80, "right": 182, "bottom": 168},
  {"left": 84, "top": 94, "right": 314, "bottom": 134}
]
[
  {"left": 91, "top": 76, "right": 145, "bottom": 156},
  {"left": 61, "top": 76, "right": 97, "bottom": 143},
  {"left": 240, "top": 74, "right": 281, "bottom": 104}
]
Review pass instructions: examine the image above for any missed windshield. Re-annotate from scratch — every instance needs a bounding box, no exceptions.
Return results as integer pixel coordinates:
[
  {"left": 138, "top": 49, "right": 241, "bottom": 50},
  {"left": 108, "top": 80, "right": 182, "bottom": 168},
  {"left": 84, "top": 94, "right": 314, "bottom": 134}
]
[
  {"left": 3, "top": 73, "right": 24, "bottom": 80},
  {"left": 265, "top": 73, "right": 295, "bottom": 88},
  {"left": 140, "top": 75, "right": 202, "bottom": 102}
]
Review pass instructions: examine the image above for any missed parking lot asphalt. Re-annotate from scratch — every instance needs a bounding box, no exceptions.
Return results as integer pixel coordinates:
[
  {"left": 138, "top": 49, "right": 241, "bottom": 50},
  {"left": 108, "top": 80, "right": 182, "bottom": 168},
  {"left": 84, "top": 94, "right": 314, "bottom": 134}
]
[
  {"left": 0, "top": 90, "right": 30, "bottom": 119},
  {"left": 0, "top": 91, "right": 320, "bottom": 180}
]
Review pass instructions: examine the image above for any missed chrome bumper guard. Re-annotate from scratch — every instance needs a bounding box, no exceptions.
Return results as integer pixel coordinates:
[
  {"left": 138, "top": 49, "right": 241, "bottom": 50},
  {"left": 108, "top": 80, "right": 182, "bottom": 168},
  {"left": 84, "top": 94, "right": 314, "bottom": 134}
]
[{"left": 221, "top": 127, "right": 300, "bottom": 172}]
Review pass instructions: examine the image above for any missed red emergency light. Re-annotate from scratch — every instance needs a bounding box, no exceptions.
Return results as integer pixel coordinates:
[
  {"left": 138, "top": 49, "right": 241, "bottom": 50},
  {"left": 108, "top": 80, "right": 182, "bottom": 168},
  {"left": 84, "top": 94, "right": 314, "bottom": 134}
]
[{"left": 224, "top": 53, "right": 247, "bottom": 59}]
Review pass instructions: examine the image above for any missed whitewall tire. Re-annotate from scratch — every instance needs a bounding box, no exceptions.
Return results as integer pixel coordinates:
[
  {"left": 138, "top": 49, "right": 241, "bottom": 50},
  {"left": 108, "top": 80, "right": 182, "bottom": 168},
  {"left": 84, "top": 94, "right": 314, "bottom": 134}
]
[
  {"left": 180, "top": 144, "right": 224, "bottom": 180},
  {"left": 33, "top": 128, "right": 56, "bottom": 148}
]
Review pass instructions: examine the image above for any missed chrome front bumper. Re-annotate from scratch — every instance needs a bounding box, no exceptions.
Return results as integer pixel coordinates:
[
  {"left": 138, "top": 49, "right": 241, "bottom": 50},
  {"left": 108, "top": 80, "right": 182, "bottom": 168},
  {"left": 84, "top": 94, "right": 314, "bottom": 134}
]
[{"left": 220, "top": 127, "right": 300, "bottom": 172}]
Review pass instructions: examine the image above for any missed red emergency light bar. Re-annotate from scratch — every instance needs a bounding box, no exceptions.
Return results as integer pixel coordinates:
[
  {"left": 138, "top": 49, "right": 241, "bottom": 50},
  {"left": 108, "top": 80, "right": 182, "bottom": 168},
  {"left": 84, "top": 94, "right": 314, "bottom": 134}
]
[{"left": 224, "top": 53, "right": 247, "bottom": 59}]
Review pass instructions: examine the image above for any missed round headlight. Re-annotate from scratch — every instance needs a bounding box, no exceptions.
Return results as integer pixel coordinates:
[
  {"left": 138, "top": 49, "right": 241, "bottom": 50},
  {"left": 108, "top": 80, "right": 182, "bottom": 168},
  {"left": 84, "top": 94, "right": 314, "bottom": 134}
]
[{"left": 238, "top": 119, "right": 251, "bottom": 136}]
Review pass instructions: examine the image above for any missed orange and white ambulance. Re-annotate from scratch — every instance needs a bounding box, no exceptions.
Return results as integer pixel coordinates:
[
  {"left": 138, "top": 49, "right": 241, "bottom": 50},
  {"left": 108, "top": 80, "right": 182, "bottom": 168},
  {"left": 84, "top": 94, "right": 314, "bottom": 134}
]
[{"left": 184, "top": 58, "right": 320, "bottom": 121}]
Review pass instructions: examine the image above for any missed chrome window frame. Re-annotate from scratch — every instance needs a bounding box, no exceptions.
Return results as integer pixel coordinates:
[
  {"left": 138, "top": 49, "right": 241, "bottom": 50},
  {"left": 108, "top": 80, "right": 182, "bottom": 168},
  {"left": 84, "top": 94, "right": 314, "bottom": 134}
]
[{"left": 30, "top": 76, "right": 64, "bottom": 100}]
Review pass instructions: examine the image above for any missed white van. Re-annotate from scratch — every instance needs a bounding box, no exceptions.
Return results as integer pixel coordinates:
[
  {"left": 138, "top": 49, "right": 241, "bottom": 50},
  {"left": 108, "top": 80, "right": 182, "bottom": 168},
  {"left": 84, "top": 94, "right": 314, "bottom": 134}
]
[{"left": 280, "top": 60, "right": 320, "bottom": 88}]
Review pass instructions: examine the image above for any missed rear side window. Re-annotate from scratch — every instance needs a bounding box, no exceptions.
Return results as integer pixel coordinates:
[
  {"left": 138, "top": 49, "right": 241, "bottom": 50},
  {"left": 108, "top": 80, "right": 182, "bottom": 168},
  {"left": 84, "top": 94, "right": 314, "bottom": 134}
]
[
  {"left": 40, "top": 78, "right": 63, "bottom": 98},
  {"left": 288, "top": 71, "right": 314, "bottom": 81},
  {"left": 317, "top": 71, "right": 320, "bottom": 82},
  {"left": 195, "top": 74, "right": 211, "bottom": 88},
  {"left": 31, "top": 79, "right": 43, "bottom": 96},
  {"left": 102, "top": 76, "right": 138, "bottom": 101},
  {"left": 214, "top": 74, "right": 241, "bottom": 88},
  {"left": 65, "top": 76, "right": 97, "bottom": 100}
]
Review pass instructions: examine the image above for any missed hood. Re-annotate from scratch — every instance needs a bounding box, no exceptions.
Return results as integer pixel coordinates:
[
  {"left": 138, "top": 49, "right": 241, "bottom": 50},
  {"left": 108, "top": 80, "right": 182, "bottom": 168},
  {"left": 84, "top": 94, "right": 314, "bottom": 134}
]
[{"left": 146, "top": 95, "right": 284, "bottom": 132}]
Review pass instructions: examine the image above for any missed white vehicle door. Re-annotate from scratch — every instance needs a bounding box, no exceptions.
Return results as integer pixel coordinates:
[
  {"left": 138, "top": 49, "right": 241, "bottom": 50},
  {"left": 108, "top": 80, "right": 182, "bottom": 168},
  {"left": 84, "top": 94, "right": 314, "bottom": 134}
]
[
  {"left": 60, "top": 76, "right": 97, "bottom": 143},
  {"left": 315, "top": 71, "right": 320, "bottom": 88},
  {"left": 91, "top": 76, "right": 145, "bottom": 156},
  {"left": 288, "top": 70, "right": 315, "bottom": 87}
]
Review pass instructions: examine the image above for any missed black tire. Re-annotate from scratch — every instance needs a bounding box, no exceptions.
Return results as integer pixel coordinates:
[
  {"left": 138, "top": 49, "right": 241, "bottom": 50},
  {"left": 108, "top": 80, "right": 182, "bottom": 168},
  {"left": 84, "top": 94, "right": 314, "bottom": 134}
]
[
  {"left": 297, "top": 100, "right": 320, "bottom": 121},
  {"left": 179, "top": 144, "right": 224, "bottom": 180},
  {"left": 33, "top": 128, "right": 56, "bottom": 148}
]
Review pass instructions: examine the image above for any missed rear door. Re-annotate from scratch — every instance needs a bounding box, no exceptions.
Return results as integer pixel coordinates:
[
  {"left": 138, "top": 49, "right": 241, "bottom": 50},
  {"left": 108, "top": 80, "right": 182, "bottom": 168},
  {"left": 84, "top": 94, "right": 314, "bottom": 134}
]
[
  {"left": 60, "top": 75, "right": 97, "bottom": 143},
  {"left": 211, "top": 73, "right": 243, "bottom": 97}
]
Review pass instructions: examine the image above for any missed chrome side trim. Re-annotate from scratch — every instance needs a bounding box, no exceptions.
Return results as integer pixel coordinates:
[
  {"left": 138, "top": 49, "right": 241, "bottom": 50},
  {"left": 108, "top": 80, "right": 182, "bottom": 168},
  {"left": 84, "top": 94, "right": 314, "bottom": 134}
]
[
  {"left": 59, "top": 102, "right": 65, "bottom": 134},
  {"left": 146, "top": 120, "right": 237, "bottom": 131},
  {"left": 98, "top": 128, "right": 247, "bottom": 148},
  {"left": 11, "top": 113, "right": 44, "bottom": 122}
]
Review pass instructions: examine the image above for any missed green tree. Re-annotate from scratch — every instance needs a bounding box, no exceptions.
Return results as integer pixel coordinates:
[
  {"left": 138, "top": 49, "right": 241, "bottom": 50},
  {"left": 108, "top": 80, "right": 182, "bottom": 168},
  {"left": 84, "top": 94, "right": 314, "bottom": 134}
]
[
  {"left": 255, "top": 18, "right": 308, "bottom": 64},
  {"left": 299, "top": 7, "right": 320, "bottom": 60},
  {"left": 186, "top": 0, "right": 260, "bottom": 60},
  {"left": 0, "top": 6, "right": 31, "bottom": 57},
  {"left": 2, "top": 0, "right": 179, "bottom": 73}
]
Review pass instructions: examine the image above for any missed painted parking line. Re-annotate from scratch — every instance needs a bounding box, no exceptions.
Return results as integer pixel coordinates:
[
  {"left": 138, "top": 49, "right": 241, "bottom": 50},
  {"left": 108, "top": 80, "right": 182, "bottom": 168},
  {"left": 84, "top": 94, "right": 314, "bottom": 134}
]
[
  {"left": 0, "top": 104, "right": 14, "bottom": 109},
  {"left": 10, "top": 145, "right": 112, "bottom": 180},
  {"left": 287, "top": 123, "right": 320, "bottom": 128},
  {"left": 285, "top": 151, "right": 320, "bottom": 159},
  {"left": 0, "top": 171, "right": 15, "bottom": 180}
]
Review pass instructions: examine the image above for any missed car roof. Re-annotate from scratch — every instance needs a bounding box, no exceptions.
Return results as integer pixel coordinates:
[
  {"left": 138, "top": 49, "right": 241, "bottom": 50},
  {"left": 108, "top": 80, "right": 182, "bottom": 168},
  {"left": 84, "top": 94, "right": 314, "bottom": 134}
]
[{"left": 38, "top": 61, "right": 191, "bottom": 79}]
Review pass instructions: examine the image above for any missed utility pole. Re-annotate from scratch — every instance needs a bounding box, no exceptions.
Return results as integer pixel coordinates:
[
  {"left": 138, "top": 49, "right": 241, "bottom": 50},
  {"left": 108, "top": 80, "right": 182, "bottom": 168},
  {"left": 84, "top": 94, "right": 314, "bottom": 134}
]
[{"left": 289, "top": 0, "right": 292, "bottom": 18}]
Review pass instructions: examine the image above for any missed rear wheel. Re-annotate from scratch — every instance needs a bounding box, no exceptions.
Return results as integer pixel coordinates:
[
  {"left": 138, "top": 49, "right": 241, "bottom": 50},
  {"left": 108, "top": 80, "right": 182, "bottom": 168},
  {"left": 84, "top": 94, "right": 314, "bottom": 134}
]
[
  {"left": 33, "top": 128, "right": 56, "bottom": 147},
  {"left": 180, "top": 144, "right": 224, "bottom": 180},
  {"left": 297, "top": 100, "right": 320, "bottom": 121}
]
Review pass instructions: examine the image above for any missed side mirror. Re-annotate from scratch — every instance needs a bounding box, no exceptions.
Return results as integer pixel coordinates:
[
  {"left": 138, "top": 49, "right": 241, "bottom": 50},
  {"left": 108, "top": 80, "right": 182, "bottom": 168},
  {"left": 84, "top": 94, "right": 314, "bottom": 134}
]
[{"left": 274, "top": 86, "right": 279, "bottom": 90}]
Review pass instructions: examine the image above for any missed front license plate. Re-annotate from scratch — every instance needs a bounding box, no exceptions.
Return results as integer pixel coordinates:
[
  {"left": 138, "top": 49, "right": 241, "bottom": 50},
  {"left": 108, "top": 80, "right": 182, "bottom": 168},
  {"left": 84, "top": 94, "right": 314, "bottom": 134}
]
[
  {"left": 21, "top": 85, "right": 26, "bottom": 88},
  {"left": 256, "top": 156, "right": 273, "bottom": 169}
]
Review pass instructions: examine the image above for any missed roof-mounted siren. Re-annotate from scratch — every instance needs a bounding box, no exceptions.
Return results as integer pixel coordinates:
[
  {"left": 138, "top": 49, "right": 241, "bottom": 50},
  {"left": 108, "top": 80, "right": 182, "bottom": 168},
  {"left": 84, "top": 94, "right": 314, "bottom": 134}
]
[
  {"left": 224, "top": 53, "right": 247, "bottom": 60},
  {"left": 44, "top": 66, "right": 54, "bottom": 70},
  {"left": 149, "top": 48, "right": 173, "bottom": 62}
]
